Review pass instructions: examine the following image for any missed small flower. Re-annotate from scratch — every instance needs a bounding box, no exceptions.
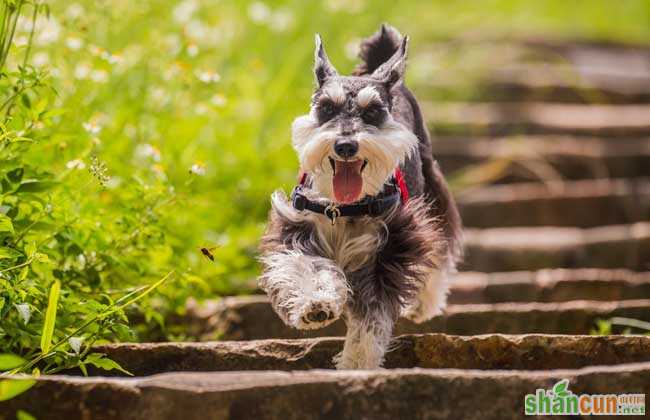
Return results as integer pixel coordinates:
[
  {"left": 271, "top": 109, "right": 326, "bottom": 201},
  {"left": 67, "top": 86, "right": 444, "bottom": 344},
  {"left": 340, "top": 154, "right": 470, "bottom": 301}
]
[
  {"left": 36, "top": 17, "right": 61, "bottom": 45},
  {"left": 74, "top": 63, "right": 91, "bottom": 79},
  {"left": 66, "top": 159, "right": 86, "bottom": 170},
  {"left": 68, "top": 336, "right": 84, "bottom": 354},
  {"left": 134, "top": 143, "right": 161, "bottom": 162},
  {"left": 248, "top": 2, "right": 271, "bottom": 23},
  {"left": 90, "top": 69, "right": 109, "bottom": 83},
  {"left": 66, "top": 37, "right": 84, "bottom": 50},
  {"left": 83, "top": 121, "right": 102, "bottom": 135},
  {"left": 173, "top": 0, "right": 199, "bottom": 24},
  {"left": 190, "top": 162, "right": 206, "bottom": 176},
  {"left": 89, "top": 156, "right": 110, "bottom": 185},
  {"left": 15, "top": 304, "right": 31, "bottom": 325},
  {"left": 345, "top": 38, "right": 361, "bottom": 60},
  {"left": 195, "top": 69, "right": 220, "bottom": 84},
  {"left": 66, "top": 3, "right": 85, "bottom": 19},
  {"left": 269, "top": 9, "right": 293, "bottom": 32},
  {"left": 32, "top": 52, "right": 50, "bottom": 67},
  {"left": 210, "top": 94, "right": 227, "bottom": 107},
  {"left": 186, "top": 43, "right": 199, "bottom": 57}
]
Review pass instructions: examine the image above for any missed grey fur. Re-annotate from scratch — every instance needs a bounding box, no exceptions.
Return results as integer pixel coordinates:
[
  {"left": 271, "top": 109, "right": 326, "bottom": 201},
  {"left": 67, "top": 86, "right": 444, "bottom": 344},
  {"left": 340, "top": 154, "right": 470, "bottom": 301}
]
[{"left": 259, "top": 24, "right": 462, "bottom": 369}]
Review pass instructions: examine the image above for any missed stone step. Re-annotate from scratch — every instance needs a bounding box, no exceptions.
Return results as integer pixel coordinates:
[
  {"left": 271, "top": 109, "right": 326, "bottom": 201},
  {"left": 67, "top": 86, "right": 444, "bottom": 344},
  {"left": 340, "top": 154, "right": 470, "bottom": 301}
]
[
  {"left": 433, "top": 135, "right": 650, "bottom": 182},
  {"left": 450, "top": 269, "right": 650, "bottom": 304},
  {"left": 420, "top": 38, "right": 650, "bottom": 104},
  {"left": 76, "top": 334, "right": 650, "bottom": 376},
  {"left": 423, "top": 102, "right": 650, "bottom": 137},
  {"left": 463, "top": 222, "right": 649, "bottom": 271},
  {"left": 4, "top": 363, "right": 648, "bottom": 419},
  {"left": 457, "top": 178, "right": 650, "bottom": 228},
  {"left": 178, "top": 296, "right": 650, "bottom": 341}
]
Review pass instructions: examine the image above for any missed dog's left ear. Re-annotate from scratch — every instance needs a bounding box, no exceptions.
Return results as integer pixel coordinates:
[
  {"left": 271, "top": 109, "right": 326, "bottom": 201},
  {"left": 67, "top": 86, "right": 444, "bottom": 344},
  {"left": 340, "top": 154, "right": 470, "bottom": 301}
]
[
  {"left": 370, "top": 36, "right": 408, "bottom": 90},
  {"left": 314, "top": 34, "right": 339, "bottom": 88}
]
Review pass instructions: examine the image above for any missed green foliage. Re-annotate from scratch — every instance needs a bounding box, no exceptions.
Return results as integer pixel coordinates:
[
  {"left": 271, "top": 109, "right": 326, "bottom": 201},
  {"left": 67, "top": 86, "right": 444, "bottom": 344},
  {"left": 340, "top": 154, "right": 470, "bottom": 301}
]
[
  {"left": 1, "top": 0, "right": 649, "bottom": 378},
  {"left": 0, "top": 377, "right": 35, "bottom": 401}
]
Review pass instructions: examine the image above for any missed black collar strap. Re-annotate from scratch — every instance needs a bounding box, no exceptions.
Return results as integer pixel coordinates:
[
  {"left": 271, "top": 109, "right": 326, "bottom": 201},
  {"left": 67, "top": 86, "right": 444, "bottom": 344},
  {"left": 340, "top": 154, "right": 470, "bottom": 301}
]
[{"left": 291, "top": 186, "right": 401, "bottom": 224}]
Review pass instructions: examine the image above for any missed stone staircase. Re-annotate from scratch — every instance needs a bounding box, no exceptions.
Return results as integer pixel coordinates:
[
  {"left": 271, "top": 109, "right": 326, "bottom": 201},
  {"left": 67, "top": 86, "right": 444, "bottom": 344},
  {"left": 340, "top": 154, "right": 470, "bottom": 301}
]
[{"left": 3, "top": 39, "right": 650, "bottom": 419}]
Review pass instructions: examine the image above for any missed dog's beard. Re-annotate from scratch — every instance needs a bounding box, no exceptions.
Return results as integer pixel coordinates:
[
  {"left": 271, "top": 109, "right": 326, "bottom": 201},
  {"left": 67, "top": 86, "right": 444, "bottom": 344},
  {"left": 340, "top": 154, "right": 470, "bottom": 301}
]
[{"left": 292, "top": 113, "right": 418, "bottom": 203}]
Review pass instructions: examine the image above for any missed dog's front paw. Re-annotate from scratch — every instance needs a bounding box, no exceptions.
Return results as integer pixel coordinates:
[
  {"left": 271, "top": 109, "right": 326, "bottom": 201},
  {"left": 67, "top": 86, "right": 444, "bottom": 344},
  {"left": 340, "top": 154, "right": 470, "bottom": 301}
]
[{"left": 289, "top": 298, "right": 341, "bottom": 330}]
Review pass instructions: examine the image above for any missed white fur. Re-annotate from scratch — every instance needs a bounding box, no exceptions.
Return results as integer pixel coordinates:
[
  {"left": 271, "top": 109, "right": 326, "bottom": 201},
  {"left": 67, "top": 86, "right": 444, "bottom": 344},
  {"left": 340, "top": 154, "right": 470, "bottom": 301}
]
[
  {"left": 291, "top": 112, "right": 418, "bottom": 203},
  {"left": 321, "top": 82, "right": 346, "bottom": 105},
  {"left": 334, "top": 308, "right": 394, "bottom": 369},
  {"left": 356, "top": 86, "right": 381, "bottom": 108},
  {"left": 259, "top": 249, "right": 349, "bottom": 330},
  {"left": 401, "top": 269, "right": 450, "bottom": 323}
]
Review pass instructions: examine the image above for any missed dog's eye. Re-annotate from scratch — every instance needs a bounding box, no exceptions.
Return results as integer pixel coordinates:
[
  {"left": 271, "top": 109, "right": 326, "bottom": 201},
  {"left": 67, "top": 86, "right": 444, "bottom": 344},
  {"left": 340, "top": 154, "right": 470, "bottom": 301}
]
[
  {"left": 317, "top": 101, "right": 339, "bottom": 123},
  {"left": 361, "top": 104, "right": 386, "bottom": 126}
]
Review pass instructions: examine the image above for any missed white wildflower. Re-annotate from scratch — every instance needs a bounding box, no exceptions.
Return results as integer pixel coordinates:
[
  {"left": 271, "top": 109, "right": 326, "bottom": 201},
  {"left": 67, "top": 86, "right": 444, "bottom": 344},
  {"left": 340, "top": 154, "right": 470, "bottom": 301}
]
[
  {"left": 90, "top": 69, "right": 108, "bottom": 83},
  {"left": 74, "top": 63, "right": 91, "bottom": 79},
  {"left": 68, "top": 336, "right": 84, "bottom": 354},
  {"left": 173, "top": 0, "right": 198, "bottom": 24},
  {"left": 15, "top": 304, "right": 31, "bottom": 325},
  {"left": 36, "top": 17, "right": 60, "bottom": 45},
  {"left": 194, "top": 103, "right": 210, "bottom": 115},
  {"left": 195, "top": 69, "right": 220, "bottom": 83},
  {"left": 105, "top": 176, "right": 122, "bottom": 189},
  {"left": 345, "top": 38, "right": 360, "bottom": 60},
  {"left": 134, "top": 143, "right": 161, "bottom": 162},
  {"left": 66, "top": 37, "right": 83, "bottom": 50},
  {"left": 190, "top": 163, "right": 206, "bottom": 176},
  {"left": 66, "top": 3, "right": 85, "bottom": 19},
  {"left": 210, "top": 94, "right": 227, "bottom": 107},
  {"left": 32, "top": 52, "right": 49, "bottom": 67},
  {"left": 83, "top": 121, "right": 102, "bottom": 135},
  {"left": 269, "top": 9, "right": 293, "bottom": 32},
  {"left": 13, "top": 35, "right": 28, "bottom": 47},
  {"left": 66, "top": 159, "right": 86, "bottom": 170},
  {"left": 187, "top": 43, "right": 199, "bottom": 57},
  {"left": 248, "top": 2, "right": 271, "bottom": 23}
]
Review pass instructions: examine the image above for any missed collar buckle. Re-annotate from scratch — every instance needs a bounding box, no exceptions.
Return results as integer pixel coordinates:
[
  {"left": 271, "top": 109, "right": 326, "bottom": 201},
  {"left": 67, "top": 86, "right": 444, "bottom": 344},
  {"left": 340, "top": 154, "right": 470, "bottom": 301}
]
[{"left": 324, "top": 203, "right": 341, "bottom": 225}]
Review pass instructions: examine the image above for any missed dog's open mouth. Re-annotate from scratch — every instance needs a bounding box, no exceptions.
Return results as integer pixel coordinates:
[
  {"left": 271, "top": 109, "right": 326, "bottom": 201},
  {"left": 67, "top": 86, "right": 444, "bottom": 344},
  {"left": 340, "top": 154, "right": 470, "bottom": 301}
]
[{"left": 329, "top": 157, "right": 367, "bottom": 204}]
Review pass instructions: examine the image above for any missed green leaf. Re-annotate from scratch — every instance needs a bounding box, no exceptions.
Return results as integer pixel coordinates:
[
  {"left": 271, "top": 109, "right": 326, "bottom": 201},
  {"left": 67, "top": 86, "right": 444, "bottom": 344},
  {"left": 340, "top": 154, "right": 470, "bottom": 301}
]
[
  {"left": 552, "top": 379, "right": 569, "bottom": 397},
  {"left": 0, "top": 214, "right": 14, "bottom": 234},
  {"left": 0, "top": 354, "right": 26, "bottom": 371},
  {"left": 17, "top": 409, "right": 36, "bottom": 420},
  {"left": 40, "top": 280, "right": 60, "bottom": 354},
  {"left": 0, "top": 378, "right": 36, "bottom": 401},
  {"left": 84, "top": 353, "right": 132, "bottom": 376},
  {"left": 16, "top": 180, "right": 58, "bottom": 193},
  {"left": 0, "top": 246, "right": 22, "bottom": 259}
]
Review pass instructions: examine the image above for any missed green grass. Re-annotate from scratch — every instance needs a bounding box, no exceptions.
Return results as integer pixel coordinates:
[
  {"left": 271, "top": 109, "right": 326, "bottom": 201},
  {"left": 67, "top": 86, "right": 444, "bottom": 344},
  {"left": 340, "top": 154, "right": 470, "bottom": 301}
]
[{"left": 0, "top": 0, "right": 649, "bottom": 373}]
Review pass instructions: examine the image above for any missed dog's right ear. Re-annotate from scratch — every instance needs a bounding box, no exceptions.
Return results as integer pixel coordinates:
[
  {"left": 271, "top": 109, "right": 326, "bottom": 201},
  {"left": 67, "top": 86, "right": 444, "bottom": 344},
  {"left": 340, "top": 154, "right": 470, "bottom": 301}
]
[{"left": 314, "top": 34, "right": 338, "bottom": 88}]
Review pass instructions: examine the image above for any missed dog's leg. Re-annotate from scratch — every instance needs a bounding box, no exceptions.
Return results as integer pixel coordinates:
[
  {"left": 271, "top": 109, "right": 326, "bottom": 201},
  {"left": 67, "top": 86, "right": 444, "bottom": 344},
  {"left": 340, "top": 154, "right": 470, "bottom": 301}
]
[
  {"left": 402, "top": 268, "right": 450, "bottom": 323},
  {"left": 334, "top": 307, "right": 394, "bottom": 369},
  {"left": 259, "top": 250, "right": 349, "bottom": 330}
]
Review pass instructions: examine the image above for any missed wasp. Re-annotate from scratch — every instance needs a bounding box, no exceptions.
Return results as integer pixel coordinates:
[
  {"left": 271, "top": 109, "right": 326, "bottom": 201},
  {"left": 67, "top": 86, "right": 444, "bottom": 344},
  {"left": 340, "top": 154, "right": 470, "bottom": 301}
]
[{"left": 200, "top": 245, "right": 219, "bottom": 261}]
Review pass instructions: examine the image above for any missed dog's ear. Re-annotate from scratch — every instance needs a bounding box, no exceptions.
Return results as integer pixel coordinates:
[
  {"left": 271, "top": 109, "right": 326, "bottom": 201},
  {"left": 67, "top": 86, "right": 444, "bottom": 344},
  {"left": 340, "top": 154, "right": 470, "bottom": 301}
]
[
  {"left": 369, "top": 35, "right": 408, "bottom": 90},
  {"left": 314, "top": 34, "right": 338, "bottom": 88}
]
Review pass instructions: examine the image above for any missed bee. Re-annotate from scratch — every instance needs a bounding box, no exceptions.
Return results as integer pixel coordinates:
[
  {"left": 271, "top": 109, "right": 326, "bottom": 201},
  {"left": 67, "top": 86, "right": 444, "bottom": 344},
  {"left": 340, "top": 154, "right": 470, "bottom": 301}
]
[{"left": 200, "top": 245, "right": 219, "bottom": 261}]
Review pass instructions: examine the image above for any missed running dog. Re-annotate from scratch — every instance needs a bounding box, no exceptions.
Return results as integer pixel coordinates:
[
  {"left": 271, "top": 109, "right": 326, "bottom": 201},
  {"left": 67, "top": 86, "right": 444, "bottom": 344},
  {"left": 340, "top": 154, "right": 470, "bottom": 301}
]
[{"left": 259, "top": 24, "right": 462, "bottom": 369}]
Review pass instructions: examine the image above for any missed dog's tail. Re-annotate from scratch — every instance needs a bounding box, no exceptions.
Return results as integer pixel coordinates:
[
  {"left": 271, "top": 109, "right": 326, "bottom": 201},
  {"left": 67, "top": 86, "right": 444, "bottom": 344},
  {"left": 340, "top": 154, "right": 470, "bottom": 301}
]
[{"left": 353, "top": 23, "right": 403, "bottom": 76}]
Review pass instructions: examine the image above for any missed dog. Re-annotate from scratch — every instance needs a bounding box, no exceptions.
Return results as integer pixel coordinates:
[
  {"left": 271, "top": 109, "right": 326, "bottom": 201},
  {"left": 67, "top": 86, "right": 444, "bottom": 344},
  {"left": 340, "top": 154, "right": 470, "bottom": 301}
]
[{"left": 259, "top": 24, "right": 462, "bottom": 369}]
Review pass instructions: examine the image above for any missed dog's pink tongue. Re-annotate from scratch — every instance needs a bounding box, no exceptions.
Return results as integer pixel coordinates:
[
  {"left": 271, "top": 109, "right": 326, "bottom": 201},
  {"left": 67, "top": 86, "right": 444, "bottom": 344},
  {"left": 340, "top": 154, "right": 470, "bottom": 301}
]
[{"left": 333, "top": 160, "right": 363, "bottom": 204}]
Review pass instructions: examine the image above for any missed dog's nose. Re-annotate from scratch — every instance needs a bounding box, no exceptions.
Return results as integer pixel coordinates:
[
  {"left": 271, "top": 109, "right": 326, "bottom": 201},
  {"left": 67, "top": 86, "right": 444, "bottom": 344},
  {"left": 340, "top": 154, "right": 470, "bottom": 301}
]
[{"left": 334, "top": 139, "right": 359, "bottom": 159}]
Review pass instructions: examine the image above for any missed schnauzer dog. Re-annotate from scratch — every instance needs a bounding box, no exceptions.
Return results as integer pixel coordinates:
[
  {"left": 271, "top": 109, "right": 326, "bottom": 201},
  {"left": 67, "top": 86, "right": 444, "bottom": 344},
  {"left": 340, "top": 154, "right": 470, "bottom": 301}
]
[{"left": 259, "top": 24, "right": 462, "bottom": 369}]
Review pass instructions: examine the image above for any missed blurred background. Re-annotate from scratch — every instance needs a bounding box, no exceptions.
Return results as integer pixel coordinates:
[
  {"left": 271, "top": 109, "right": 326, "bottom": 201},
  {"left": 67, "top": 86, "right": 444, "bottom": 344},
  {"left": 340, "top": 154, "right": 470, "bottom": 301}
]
[{"left": 1, "top": 0, "right": 649, "bottom": 352}]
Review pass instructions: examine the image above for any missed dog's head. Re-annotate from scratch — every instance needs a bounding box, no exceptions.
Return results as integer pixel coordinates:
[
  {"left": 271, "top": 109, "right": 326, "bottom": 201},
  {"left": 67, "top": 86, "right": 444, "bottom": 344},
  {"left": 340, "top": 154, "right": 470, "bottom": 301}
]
[{"left": 291, "top": 34, "right": 418, "bottom": 204}]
